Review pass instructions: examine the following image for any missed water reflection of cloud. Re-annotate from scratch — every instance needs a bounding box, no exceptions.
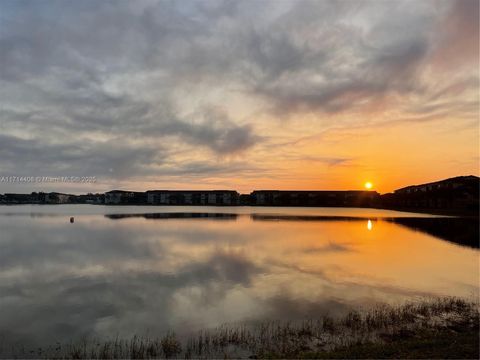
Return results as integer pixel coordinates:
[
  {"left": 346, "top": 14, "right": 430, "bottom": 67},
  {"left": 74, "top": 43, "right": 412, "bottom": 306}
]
[
  {"left": 0, "top": 245, "right": 266, "bottom": 349},
  {"left": 0, "top": 212, "right": 478, "bottom": 353},
  {"left": 263, "top": 294, "right": 352, "bottom": 320},
  {"left": 302, "top": 241, "right": 354, "bottom": 253},
  {"left": 0, "top": 221, "right": 158, "bottom": 272},
  {"left": 268, "top": 259, "right": 330, "bottom": 278}
]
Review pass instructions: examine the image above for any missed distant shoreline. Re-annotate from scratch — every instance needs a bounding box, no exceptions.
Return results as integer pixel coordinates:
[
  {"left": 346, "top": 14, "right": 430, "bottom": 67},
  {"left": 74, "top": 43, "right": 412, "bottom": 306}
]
[{"left": 1, "top": 175, "right": 478, "bottom": 215}]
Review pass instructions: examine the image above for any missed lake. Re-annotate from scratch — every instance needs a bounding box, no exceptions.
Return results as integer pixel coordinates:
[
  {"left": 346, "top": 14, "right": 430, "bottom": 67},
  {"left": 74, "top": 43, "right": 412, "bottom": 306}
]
[{"left": 0, "top": 205, "right": 478, "bottom": 352}]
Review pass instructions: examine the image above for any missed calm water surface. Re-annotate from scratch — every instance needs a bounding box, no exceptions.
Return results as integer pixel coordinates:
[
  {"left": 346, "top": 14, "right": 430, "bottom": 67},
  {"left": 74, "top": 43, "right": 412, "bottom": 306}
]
[{"left": 0, "top": 205, "right": 478, "bottom": 350}]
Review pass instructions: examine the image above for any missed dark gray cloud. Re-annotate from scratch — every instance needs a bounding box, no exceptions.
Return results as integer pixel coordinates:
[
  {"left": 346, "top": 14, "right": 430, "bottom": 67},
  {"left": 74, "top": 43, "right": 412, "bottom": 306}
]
[{"left": 0, "top": 133, "right": 162, "bottom": 178}]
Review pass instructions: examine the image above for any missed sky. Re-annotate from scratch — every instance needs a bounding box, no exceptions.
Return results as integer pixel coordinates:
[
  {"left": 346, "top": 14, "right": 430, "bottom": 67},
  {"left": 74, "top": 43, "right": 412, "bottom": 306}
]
[{"left": 0, "top": 0, "right": 478, "bottom": 194}]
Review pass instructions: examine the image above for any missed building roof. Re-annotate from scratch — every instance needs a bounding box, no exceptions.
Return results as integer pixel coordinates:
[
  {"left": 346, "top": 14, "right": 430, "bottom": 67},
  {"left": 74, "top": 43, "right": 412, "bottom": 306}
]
[
  {"left": 250, "top": 190, "right": 379, "bottom": 194},
  {"left": 105, "top": 190, "right": 143, "bottom": 194},
  {"left": 394, "top": 175, "right": 479, "bottom": 193},
  {"left": 146, "top": 190, "right": 238, "bottom": 193}
]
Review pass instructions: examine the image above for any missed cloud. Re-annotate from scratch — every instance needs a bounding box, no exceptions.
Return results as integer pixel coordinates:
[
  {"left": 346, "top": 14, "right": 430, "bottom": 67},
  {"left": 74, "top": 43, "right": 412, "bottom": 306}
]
[
  {"left": 155, "top": 107, "right": 260, "bottom": 154},
  {"left": 430, "top": 0, "right": 479, "bottom": 69},
  {"left": 244, "top": 2, "right": 435, "bottom": 115},
  {"left": 302, "top": 241, "right": 354, "bottom": 253},
  {"left": 0, "top": 0, "right": 478, "bottom": 191},
  {"left": 0, "top": 133, "right": 162, "bottom": 178}
]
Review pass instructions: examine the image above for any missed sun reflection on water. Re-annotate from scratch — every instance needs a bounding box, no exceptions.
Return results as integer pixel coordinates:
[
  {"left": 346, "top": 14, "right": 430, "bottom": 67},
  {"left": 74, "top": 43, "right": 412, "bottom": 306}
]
[{"left": 367, "top": 219, "right": 373, "bottom": 230}]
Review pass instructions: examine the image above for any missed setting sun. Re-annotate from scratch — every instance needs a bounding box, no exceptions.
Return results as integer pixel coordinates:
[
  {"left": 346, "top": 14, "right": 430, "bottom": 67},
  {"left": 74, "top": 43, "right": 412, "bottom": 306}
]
[{"left": 365, "top": 182, "right": 373, "bottom": 189}]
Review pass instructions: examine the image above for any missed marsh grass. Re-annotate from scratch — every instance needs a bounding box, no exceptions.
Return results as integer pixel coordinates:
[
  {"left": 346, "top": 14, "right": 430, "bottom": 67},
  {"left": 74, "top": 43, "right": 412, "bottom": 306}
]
[{"left": 6, "top": 297, "right": 479, "bottom": 359}]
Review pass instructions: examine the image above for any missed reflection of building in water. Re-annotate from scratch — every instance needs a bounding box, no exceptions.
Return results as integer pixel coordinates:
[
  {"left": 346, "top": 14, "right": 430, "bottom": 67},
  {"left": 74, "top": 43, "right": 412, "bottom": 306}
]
[
  {"left": 387, "top": 217, "right": 479, "bottom": 248},
  {"left": 250, "top": 190, "right": 380, "bottom": 207},
  {"left": 105, "top": 212, "right": 238, "bottom": 220}
]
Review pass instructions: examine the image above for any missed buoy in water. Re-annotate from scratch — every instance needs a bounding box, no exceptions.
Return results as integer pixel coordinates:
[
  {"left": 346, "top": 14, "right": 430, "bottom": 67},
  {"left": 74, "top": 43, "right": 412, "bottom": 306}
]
[{"left": 70, "top": 217, "right": 74, "bottom": 223}]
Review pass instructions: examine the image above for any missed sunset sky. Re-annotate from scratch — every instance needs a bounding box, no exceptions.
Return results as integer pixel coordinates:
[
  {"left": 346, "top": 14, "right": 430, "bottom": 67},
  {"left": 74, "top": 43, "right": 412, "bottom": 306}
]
[{"left": 1, "top": 0, "right": 478, "bottom": 194}]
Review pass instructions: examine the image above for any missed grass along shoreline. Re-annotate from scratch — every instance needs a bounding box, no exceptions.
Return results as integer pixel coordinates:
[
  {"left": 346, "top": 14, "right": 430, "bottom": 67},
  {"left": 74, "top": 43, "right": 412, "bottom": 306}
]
[{"left": 5, "top": 297, "right": 479, "bottom": 359}]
